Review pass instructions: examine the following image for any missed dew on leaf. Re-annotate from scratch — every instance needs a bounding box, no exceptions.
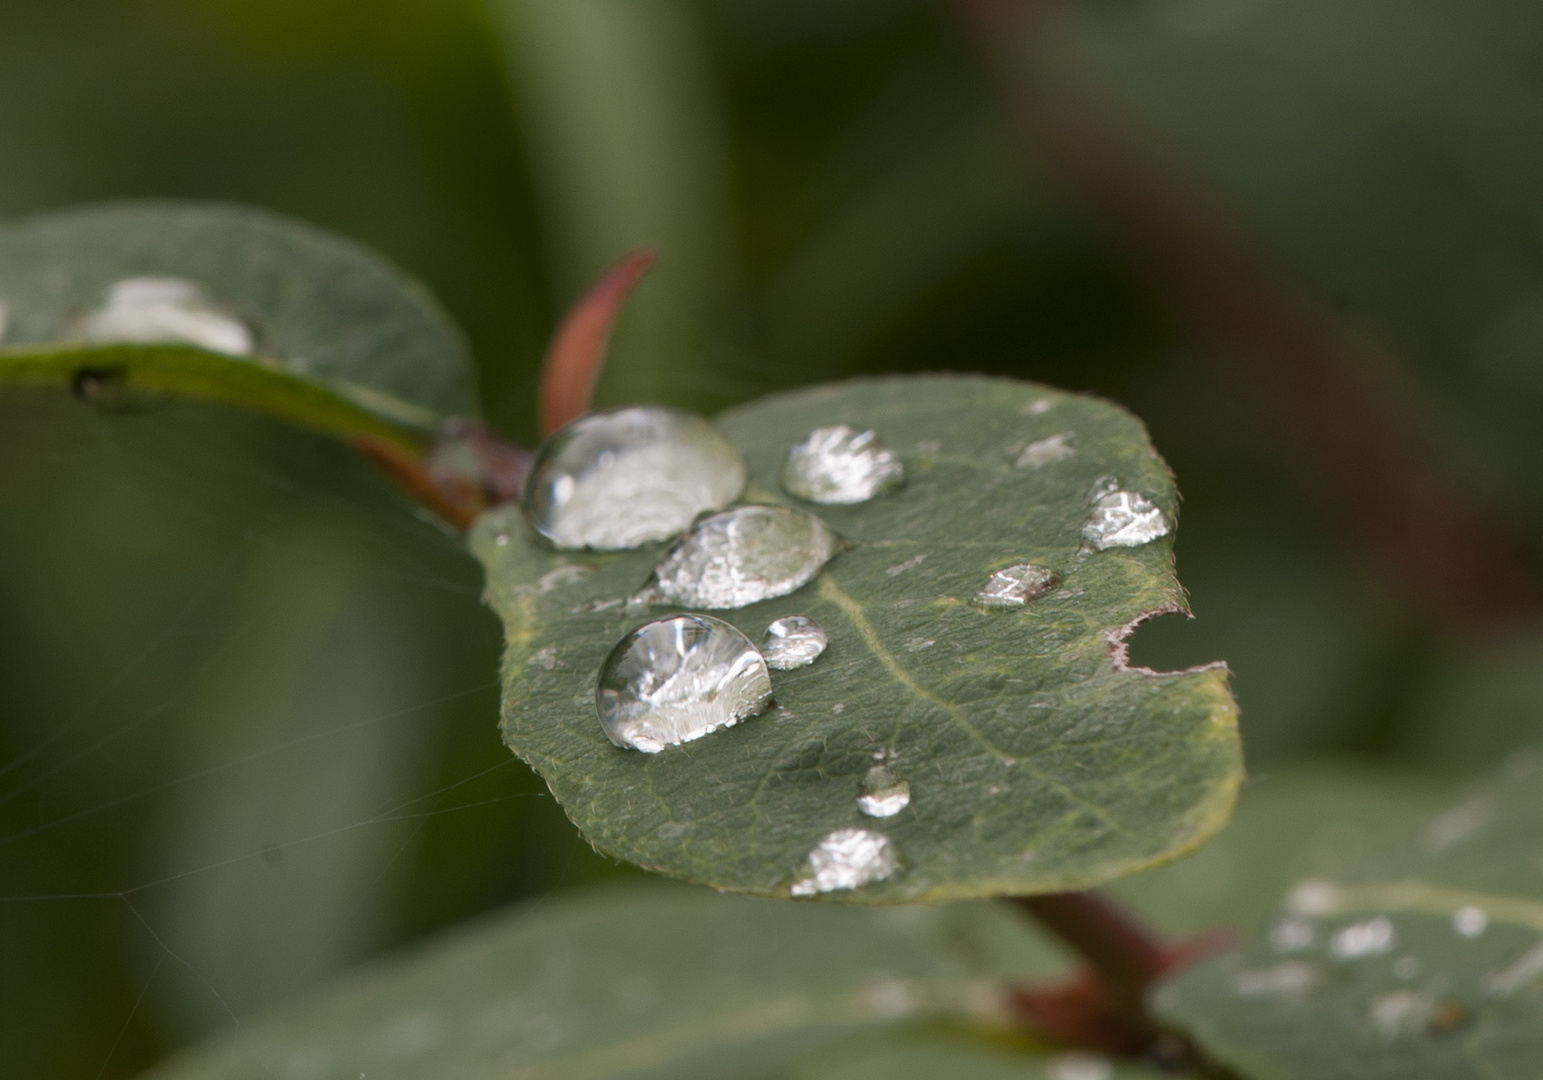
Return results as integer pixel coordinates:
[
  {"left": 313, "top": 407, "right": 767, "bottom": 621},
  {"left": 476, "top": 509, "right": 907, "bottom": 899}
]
[
  {"left": 760, "top": 616, "right": 828, "bottom": 670},
  {"left": 885, "top": 553, "right": 926, "bottom": 576},
  {"left": 1331, "top": 916, "right": 1395, "bottom": 959},
  {"left": 1022, "top": 398, "right": 1054, "bottom": 416},
  {"left": 1482, "top": 941, "right": 1543, "bottom": 997},
  {"left": 857, "top": 765, "right": 911, "bottom": 818},
  {"left": 1232, "top": 961, "right": 1317, "bottom": 998},
  {"left": 1286, "top": 880, "right": 1342, "bottom": 916},
  {"left": 1453, "top": 905, "right": 1488, "bottom": 937},
  {"left": 81, "top": 277, "right": 254, "bottom": 356},
  {"left": 789, "top": 828, "right": 898, "bottom": 895},
  {"left": 1015, "top": 432, "right": 1075, "bottom": 468},
  {"left": 1083, "top": 491, "right": 1170, "bottom": 550},
  {"left": 782, "top": 424, "right": 904, "bottom": 504},
  {"left": 538, "top": 565, "right": 592, "bottom": 592},
  {"left": 522, "top": 406, "right": 745, "bottom": 551},
  {"left": 1269, "top": 918, "right": 1316, "bottom": 953},
  {"left": 527, "top": 646, "right": 559, "bottom": 671},
  {"left": 1050, "top": 1051, "right": 1113, "bottom": 1080},
  {"left": 974, "top": 563, "right": 1058, "bottom": 608},
  {"left": 493, "top": 531, "right": 510, "bottom": 547},
  {"left": 1088, "top": 475, "right": 1121, "bottom": 501},
  {"left": 594, "top": 614, "right": 772, "bottom": 753},
  {"left": 1367, "top": 989, "right": 1436, "bottom": 1042},
  {"left": 652, "top": 505, "right": 837, "bottom": 610}
]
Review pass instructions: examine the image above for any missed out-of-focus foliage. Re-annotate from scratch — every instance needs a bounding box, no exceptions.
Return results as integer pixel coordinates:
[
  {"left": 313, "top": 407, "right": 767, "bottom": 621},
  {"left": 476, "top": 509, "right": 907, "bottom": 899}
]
[{"left": 3, "top": 0, "right": 1543, "bottom": 1077}]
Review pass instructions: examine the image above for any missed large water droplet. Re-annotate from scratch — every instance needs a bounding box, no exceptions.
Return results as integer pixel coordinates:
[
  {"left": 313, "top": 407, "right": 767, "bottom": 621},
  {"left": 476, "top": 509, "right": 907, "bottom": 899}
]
[
  {"left": 653, "top": 505, "right": 837, "bottom": 610},
  {"left": 782, "top": 425, "right": 904, "bottom": 504},
  {"left": 789, "top": 828, "right": 897, "bottom": 895},
  {"left": 81, "top": 277, "right": 253, "bottom": 356},
  {"left": 974, "top": 563, "right": 1058, "bottom": 608},
  {"left": 857, "top": 766, "right": 910, "bottom": 818},
  {"left": 523, "top": 407, "right": 745, "bottom": 551},
  {"left": 595, "top": 615, "right": 772, "bottom": 753},
  {"left": 760, "top": 616, "right": 827, "bottom": 670},
  {"left": 1082, "top": 491, "right": 1170, "bottom": 549},
  {"left": 1331, "top": 916, "right": 1395, "bottom": 959}
]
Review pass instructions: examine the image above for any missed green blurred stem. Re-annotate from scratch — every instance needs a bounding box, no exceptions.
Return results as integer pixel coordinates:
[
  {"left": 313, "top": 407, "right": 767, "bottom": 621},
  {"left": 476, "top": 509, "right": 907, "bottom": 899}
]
[{"left": 0, "top": 343, "right": 429, "bottom": 452}]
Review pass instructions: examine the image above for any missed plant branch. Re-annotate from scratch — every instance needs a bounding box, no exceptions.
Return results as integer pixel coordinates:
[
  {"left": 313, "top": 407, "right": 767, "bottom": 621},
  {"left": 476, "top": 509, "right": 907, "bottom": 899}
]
[
  {"left": 538, "top": 248, "right": 659, "bottom": 436},
  {"left": 952, "top": 0, "right": 1543, "bottom": 636}
]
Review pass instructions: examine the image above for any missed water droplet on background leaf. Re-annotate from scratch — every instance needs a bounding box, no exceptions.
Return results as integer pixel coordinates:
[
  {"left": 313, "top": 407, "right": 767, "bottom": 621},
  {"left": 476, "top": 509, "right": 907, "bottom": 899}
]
[
  {"left": 1453, "top": 905, "right": 1488, "bottom": 937},
  {"left": 653, "top": 505, "right": 837, "bottom": 610},
  {"left": 789, "top": 828, "right": 898, "bottom": 895},
  {"left": 760, "top": 616, "right": 827, "bottom": 670},
  {"left": 1269, "top": 919, "right": 1316, "bottom": 953},
  {"left": 857, "top": 766, "right": 911, "bottom": 817},
  {"left": 1332, "top": 916, "right": 1395, "bottom": 959},
  {"left": 595, "top": 615, "right": 772, "bottom": 753},
  {"left": 81, "top": 277, "right": 253, "bottom": 356},
  {"left": 1232, "top": 961, "right": 1317, "bottom": 999},
  {"left": 1083, "top": 491, "right": 1170, "bottom": 550},
  {"left": 1015, "top": 432, "right": 1075, "bottom": 468},
  {"left": 782, "top": 424, "right": 904, "bottom": 504},
  {"left": 974, "top": 563, "right": 1058, "bottom": 607},
  {"left": 1050, "top": 1052, "right": 1113, "bottom": 1080},
  {"left": 522, "top": 407, "right": 745, "bottom": 551}
]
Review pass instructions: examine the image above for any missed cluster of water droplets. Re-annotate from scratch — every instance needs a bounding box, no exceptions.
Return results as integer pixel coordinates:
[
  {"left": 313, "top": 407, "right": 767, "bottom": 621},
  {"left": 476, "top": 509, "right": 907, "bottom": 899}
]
[
  {"left": 789, "top": 828, "right": 898, "bottom": 895},
  {"left": 81, "top": 276, "right": 254, "bottom": 356}
]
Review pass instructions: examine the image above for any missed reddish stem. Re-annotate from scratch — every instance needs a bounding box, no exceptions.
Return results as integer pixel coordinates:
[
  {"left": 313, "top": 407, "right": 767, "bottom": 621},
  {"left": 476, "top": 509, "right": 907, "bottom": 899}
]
[
  {"left": 538, "top": 248, "right": 659, "bottom": 436},
  {"left": 352, "top": 433, "right": 481, "bottom": 530},
  {"left": 953, "top": 0, "right": 1543, "bottom": 635}
]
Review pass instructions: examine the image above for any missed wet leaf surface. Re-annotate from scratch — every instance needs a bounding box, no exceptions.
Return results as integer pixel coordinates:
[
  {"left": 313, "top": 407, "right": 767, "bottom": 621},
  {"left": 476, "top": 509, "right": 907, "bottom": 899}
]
[
  {"left": 1158, "top": 745, "right": 1543, "bottom": 1079},
  {"left": 0, "top": 201, "right": 476, "bottom": 430},
  {"left": 475, "top": 375, "right": 1241, "bottom": 901},
  {"left": 144, "top": 884, "right": 1065, "bottom": 1080}
]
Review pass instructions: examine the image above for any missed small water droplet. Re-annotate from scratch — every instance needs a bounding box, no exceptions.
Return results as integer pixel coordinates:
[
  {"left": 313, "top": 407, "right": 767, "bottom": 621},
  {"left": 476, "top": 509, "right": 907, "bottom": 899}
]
[
  {"left": 527, "top": 646, "right": 559, "bottom": 671},
  {"left": 974, "top": 563, "right": 1058, "bottom": 607},
  {"left": 1049, "top": 1051, "right": 1112, "bottom": 1080},
  {"left": 1367, "top": 989, "right": 1436, "bottom": 1041},
  {"left": 1269, "top": 918, "right": 1316, "bottom": 953},
  {"left": 1233, "top": 961, "right": 1317, "bottom": 998},
  {"left": 522, "top": 407, "right": 745, "bottom": 551},
  {"left": 760, "top": 616, "right": 827, "bottom": 670},
  {"left": 652, "top": 505, "right": 838, "bottom": 610},
  {"left": 494, "top": 532, "right": 510, "bottom": 547},
  {"left": 1023, "top": 398, "right": 1054, "bottom": 416},
  {"left": 914, "top": 439, "right": 941, "bottom": 453},
  {"left": 82, "top": 277, "right": 253, "bottom": 356},
  {"left": 789, "top": 827, "right": 897, "bottom": 895},
  {"left": 904, "top": 637, "right": 935, "bottom": 652},
  {"left": 538, "top": 565, "right": 592, "bottom": 593},
  {"left": 595, "top": 615, "right": 772, "bottom": 753},
  {"left": 1286, "top": 880, "right": 1341, "bottom": 916},
  {"left": 1453, "top": 905, "right": 1488, "bottom": 937},
  {"left": 1083, "top": 491, "right": 1169, "bottom": 550},
  {"left": 857, "top": 765, "right": 910, "bottom": 817},
  {"left": 1332, "top": 916, "right": 1395, "bottom": 959},
  {"left": 1015, "top": 432, "right": 1075, "bottom": 468},
  {"left": 1087, "top": 475, "right": 1121, "bottom": 501},
  {"left": 832, "top": 703, "right": 845, "bottom": 714},
  {"left": 782, "top": 425, "right": 903, "bottom": 504},
  {"left": 885, "top": 554, "right": 926, "bottom": 576}
]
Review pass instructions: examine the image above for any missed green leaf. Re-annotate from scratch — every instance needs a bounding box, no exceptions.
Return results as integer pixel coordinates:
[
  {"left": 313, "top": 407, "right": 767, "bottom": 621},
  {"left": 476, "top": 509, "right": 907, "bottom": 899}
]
[
  {"left": 1157, "top": 746, "right": 1543, "bottom": 1079},
  {"left": 0, "top": 201, "right": 477, "bottom": 433},
  {"left": 474, "top": 375, "right": 1242, "bottom": 901},
  {"left": 143, "top": 884, "right": 1067, "bottom": 1080},
  {"left": 798, "top": 1037, "right": 1164, "bottom": 1080}
]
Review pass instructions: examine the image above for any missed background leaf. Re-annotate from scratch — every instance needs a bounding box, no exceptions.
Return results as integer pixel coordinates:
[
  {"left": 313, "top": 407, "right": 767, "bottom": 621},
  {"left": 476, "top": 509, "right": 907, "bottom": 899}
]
[
  {"left": 1156, "top": 745, "right": 1543, "bottom": 1078},
  {"left": 143, "top": 883, "right": 1069, "bottom": 1080},
  {"left": 0, "top": 200, "right": 478, "bottom": 425},
  {"left": 476, "top": 374, "right": 1241, "bottom": 901}
]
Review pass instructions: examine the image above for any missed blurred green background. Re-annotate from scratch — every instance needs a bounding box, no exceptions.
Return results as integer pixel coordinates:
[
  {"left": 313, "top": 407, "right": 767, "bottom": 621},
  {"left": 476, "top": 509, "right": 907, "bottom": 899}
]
[{"left": 2, "top": 1, "right": 1541, "bottom": 1077}]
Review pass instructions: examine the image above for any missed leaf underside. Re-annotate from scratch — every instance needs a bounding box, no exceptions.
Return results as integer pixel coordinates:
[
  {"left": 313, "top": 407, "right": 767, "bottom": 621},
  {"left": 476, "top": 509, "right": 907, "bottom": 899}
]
[
  {"left": 476, "top": 375, "right": 1241, "bottom": 902},
  {"left": 0, "top": 201, "right": 477, "bottom": 430},
  {"left": 1158, "top": 745, "right": 1543, "bottom": 1079}
]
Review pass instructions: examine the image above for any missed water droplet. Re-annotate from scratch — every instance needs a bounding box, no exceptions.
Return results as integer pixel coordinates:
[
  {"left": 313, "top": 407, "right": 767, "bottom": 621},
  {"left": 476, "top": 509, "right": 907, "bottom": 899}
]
[
  {"left": 527, "top": 646, "right": 559, "bottom": 671},
  {"left": 782, "top": 425, "right": 903, "bottom": 504},
  {"left": 974, "top": 563, "right": 1058, "bottom": 607},
  {"left": 1269, "top": 918, "right": 1316, "bottom": 953},
  {"left": 863, "top": 977, "right": 921, "bottom": 1018},
  {"left": 522, "top": 407, "right": 745, "bottom": 551},
  {"left": 1087, "top": 475, "right": 1121, "bottom": 501},
  {"left": 1233, "top": 961, "right": 1317, "bottom": 998},
  {"left": 1083, "top": 491, "right": 1169, "bottom": 550},
  {"left": 1050, "top": 1052, "right": 1112, "bottom": 1080},
  {"left": 81, "top": 277, "right": 253, "bottom": 356},
  {"left": 1367, "top": 989, "right": 1436, "bottom": 1041},
  {"left": 1331, "top": 916, "right": 1395, "bottom": 959},
  {"left": 494, "top": 532, "right": 510, "bottom": 547},
  {"left": 1453, "top": 906, "right": 1488, "bottom": 937},
  {"left": 1286, "top": 880, "right": 1342, "bottom": 916},
  {"left": 789, "top": 828, "right": 897, "bottom": 895},
  {"left": 914, "top": 439, "right": 941, "bottom": 453},
  {"left": 857, "top": 766, "right": 910, "bottom": 817},
  {"left": 885, "top": 554, "right": 926, "bottom": 576},
  {"left": 1023, "top": 398, "right": 1054, "bottom": 416},
  {"left": 904, "top": 636, "right": 935, "bottom": 652},
  {"left": 539, "top": 565, "right": 592, "bottom": 592},
  {"left": 760, "top": 616, "right": 827, "bottom": 670},
  {"left": 652, "top": 505, "right": 837, "bottom": 610},
  {"left": 1015, "top": 432, "right": 1075, "bottom": 468},
  {"left": 595, "top": 615, "right": 772, "bottom": 752}
]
